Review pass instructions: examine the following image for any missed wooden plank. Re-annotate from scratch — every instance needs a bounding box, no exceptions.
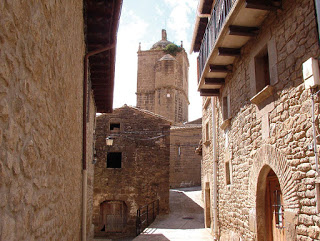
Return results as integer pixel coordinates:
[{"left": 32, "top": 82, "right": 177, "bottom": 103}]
[
  {"left": 209, "top": 65, "right": 232, "bottom": 73},
  {"left": 218, "top": 47, "right": 241, "bottom": 56},
  {"left": 204, "top": 78, "right": 225, "bottom": 85},
  {"left": 200, "top": 89, "right": 220, "bottom": 97},
  {"left": 229, "top": 25, "right": 259, "bottom": 37},
  {"left": 245, "top": 0, "right": 281, "bottom": 11}
]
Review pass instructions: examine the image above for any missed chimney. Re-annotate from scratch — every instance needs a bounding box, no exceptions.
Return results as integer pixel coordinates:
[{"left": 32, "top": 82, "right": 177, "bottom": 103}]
[{"left": 162, "top": 29, "right": 167, "bottom": 40}]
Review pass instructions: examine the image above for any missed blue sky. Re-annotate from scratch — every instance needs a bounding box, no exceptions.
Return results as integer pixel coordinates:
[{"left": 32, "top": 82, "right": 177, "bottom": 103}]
[{"left": 113, "top": 0, "right": 202, "bottom": 121}]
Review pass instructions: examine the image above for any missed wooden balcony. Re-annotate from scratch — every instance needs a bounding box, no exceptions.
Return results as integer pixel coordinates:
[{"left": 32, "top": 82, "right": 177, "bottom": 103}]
[{"left": 195, "top": 0, "right": 281, "bottom": 96}]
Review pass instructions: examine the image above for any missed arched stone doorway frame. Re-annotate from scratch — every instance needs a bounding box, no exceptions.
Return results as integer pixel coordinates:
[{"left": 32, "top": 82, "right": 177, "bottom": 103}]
[{"left": 248, "top": 145, "right": 299, "bottom": 240}]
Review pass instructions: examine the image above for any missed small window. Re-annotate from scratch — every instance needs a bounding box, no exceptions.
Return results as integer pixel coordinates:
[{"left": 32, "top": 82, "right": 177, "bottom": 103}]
[
  {"left": 178, "top": 145, "right": 181, "bottom": 157},
  {"left": 110, "top": 123, "right": 120, "bottom": 133},
  {"left": 107, "top": 152, "right": 122, "bottom": 168},
  {"left": 225, "top": 161, "right": 231, "bottom": 185},
  {"left": 254, "top": 46, "right": 270, "bottom": 93},
  {"left": 274, "top": 190, "right": 284, "bottom": 229},
  {"left": 205, "top": 122, "right": 210, "bottom": 143},
  {"left": 222, "top": 96, "right": 229, "bottom": 120}
]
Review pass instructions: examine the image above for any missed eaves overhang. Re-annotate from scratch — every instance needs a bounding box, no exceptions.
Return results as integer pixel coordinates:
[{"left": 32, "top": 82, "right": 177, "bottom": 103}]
[
  {"left": 190, "top": 0, "right": 214, "bottom": 54},
  {"left": 85, "top": 0, "right": 123, "bottom": 113}
]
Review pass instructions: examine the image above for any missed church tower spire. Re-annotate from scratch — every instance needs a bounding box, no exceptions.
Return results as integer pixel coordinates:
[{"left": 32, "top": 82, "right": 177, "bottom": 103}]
[{"left": 136, "top": 29, "right": 189, "bottom": 124}]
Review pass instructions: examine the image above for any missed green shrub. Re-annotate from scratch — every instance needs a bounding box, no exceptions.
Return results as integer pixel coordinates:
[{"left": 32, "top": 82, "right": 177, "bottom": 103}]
[{"left": 163, "top": 43, "right": 182, "bottom": 56}]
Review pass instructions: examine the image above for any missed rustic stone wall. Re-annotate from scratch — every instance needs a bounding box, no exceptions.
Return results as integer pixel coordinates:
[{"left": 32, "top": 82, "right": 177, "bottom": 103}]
[
  {"left": 0, "top": 1, "right": 93, "bottom": 240},
  {"left": 137, "top": 49, "right": 189, "bottom": 124},
  {"left": 170, "top": 124, "right": 202, "bottom": 188},
  {"left": 87, "top": 92, "right": 97, "bottom": 240},
  {"left": 93, "top": 106, "right": 171, "bottom": 238},
  {"left": 201, "top": 0, "right": 320, "bottom": 240}
]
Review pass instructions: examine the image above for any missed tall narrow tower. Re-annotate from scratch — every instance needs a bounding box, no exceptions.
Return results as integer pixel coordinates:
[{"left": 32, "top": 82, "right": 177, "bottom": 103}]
[{"left": 136, "top": 29, "right": 189, "bottom": 123}]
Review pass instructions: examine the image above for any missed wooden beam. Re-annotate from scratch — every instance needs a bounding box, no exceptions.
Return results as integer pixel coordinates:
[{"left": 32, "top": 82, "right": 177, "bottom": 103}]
[
  {"left": 200, "top": 89, "right": 220, "bottom": 97},
  {"left": 245, "top": 0, "right": 281, "bottom": 11},
  {"left": 209, "top": 65, "right": 232, "bottom": 73},
  {"left": 229, "top": 25, "right": 259, "bottom": 37},
  {"left": 218, "top": 47, "right": 241, "bottom": 57},
  {"left": 204, "top": 78, "right": 225, "bottom": 85}
]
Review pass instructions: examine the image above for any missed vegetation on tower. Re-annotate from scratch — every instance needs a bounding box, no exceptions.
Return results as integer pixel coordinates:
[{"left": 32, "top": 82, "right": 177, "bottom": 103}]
[{"left": 163, "top": 43, "right": 182, "bottom": 56}]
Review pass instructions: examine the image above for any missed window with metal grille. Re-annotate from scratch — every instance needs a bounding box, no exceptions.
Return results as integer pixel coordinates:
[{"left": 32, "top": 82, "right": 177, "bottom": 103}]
[{"left": 273, "top": 190, "right": 284, "bottom": 229}]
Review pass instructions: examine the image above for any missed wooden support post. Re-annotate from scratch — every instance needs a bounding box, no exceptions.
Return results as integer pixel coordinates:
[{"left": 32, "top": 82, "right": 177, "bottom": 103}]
[
  {"left": 204, "top": 78, "right": 225, "bottom": 85},
  {"left": 209, "top": 64, "right": 232, "bottom": 73},
  {"left": 200, "top": 89, "right": 220, "bottom": 97},
  {"left": 218, "top": 47, "right": 241, "bottom": 56},
  {"left": 229, "top": 25, "right": 259, "bottom": 37},
  {"left": 245, "top": 0, "right": 281, "bottom": 11}
]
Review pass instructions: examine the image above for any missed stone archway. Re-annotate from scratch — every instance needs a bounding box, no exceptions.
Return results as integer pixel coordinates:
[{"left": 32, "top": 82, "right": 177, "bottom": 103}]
[{"left": 249, "top": 145, "right": 298, "bottom": 240}]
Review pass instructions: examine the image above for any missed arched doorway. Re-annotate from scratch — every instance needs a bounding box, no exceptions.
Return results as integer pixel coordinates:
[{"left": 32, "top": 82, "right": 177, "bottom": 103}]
[
  {"left": 257, "top": 166, "right": 285, "bottom": 241},
  {"left": 99, "top": 200, "right": 127, "bottom": 233}
]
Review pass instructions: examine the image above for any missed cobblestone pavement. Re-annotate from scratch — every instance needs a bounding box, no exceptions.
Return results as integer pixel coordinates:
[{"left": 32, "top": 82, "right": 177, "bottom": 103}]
[
  {"left": 133, "top": 186, "right": 213, "bottom": 241},
  {"left": 94, "top": 186, "right": 212, "bottom": 241}
]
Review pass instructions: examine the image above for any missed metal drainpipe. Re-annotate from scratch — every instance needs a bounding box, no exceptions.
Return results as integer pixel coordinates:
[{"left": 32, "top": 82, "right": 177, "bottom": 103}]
[
  {"left": 211, "top": 97, "right": 219, "bottom": 240},
  {"left": 82, "top": 42, "right": 116, "bottom": 241}
]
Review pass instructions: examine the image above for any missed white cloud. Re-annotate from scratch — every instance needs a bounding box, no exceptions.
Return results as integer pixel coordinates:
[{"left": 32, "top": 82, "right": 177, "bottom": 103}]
[
  {"left": 164, "top": 0, "right": 198, "bottom": 48},
  {"left": 155, "top": 4, "right": 165, "bottom": 17},
  {"left": 163, "top": 0, "right": 201, "bottom": 120},
  {"left": 113, "top": 10, "right": 149, "bottom": 108},
  {"left": 113, "top": 0, "right": 202, "bottom": 121}
]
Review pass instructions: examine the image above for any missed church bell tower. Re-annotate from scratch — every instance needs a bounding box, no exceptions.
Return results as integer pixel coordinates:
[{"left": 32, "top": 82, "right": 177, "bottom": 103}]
[{"left": 136, "top": 29, "right": 189, "bottom": 124}]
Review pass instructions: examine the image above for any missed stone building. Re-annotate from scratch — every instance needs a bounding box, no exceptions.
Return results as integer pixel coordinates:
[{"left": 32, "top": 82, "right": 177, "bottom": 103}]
[
  {"left": 93, "top": 105, "right": 171, "bottom": 238},
  {"left": 137, "top": 29, "right": 189, "bottom": 124},
  {"left": 138, "top": 30, "right": 202, "bottom": 188},
  {"left": 191, "top": 0, "right": 320, "bottom": 240},
  {"left": 170, "top": 119, "right": 202, "bottom": 188},
  {"left": 0, "top": 1, "right": 121, "bottom": 240}
]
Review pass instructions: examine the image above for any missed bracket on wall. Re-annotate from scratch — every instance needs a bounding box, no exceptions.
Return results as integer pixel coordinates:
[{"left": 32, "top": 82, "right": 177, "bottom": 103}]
[{"left": 200, "top": 89, "right": 220, "bottom": 97}]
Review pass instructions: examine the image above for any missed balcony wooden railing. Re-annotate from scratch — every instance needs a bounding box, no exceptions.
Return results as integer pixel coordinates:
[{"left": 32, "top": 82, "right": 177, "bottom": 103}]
[{"left": 198, "top": 0, "right": 236, "bottom": 83}]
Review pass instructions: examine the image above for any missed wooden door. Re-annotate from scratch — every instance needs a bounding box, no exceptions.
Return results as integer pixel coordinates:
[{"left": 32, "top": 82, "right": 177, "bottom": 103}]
[
  {"left": 266, "top": 176, "right": 285, "bottom": 241},
  {"left": 204, "top": 183, "right": 211, "bottom": 228},
  {"left": 100, "top": 201, "right": 126, "bottom": 233}
]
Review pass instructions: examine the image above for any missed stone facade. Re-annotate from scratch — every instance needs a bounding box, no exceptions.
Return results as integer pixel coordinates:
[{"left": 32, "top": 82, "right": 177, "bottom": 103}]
[
  {"left": 93, "top": 105, "right": 171, "bottom": 238},
  {"left": 201, "top": 0, "right": 320, "bottom": 240},
  {"left": 0, "top": 1, "right": 120, "bottom": 240},
  {"left": 137, "top": 30, "right": 202, "bottom": 191},
  {"left": 136, "top": 30, "right": 189, "bottom": 124},
  {"left": 0, "top": 1, "right": 95, "bottom": 240},
  {"left": 170, "top": 122, "right": 202, "bottom": 188}
]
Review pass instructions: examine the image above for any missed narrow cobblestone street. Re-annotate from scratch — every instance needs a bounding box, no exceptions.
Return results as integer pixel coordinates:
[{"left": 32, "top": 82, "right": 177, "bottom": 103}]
[
  {"left": 133, "top": 186, "right": 212, "bottom": 241},
  {"left": 94, "top": 186, "right": 212, "bottom": 241}
]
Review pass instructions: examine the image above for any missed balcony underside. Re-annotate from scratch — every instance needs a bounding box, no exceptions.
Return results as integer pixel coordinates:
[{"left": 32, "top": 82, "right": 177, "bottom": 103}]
[{"left": 198, "top": 0, "right": 281, "bottom": 95}]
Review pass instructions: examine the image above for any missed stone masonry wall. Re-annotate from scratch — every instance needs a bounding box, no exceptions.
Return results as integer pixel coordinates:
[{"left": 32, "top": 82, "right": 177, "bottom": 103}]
[
  {"left": 93, "top": 106, "right": 171, "bottom": 237},
  {"left": 137, "top": 49, "right": 189, "bottom": 123},
  {"left": 137, "top": 50, "right": 163, "bottom": 112},
  {"left": 201, "top": 0, "right": 320, "bottom": 240},
  {"left": 170, "top": 126, "right": 202, "bottom": 188},
  {"left": 0, "top": 1, "right": 88, "bottom": 240}
]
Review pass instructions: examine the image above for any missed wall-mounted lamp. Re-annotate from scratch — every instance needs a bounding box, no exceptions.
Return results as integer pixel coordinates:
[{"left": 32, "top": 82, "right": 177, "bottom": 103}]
[
  {"left": 106, "top": 136, "right": 114, "bottom": 146},
  {"left": 92, "top": 153, "right": 98, "bottom": 164}
]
